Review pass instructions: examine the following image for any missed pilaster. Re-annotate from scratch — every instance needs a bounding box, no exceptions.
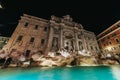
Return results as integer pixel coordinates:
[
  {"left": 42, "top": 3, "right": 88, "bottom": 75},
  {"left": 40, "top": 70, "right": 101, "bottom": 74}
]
[{"left": 45, "top": 24, "right": 53, "bottom": 54}]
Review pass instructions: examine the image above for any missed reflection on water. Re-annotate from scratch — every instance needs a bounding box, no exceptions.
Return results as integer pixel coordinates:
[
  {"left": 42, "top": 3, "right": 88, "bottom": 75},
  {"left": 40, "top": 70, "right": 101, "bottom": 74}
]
[
  {"left": 0, "top": 66, "right": 119, "bottom": 80},
  {"left": 110, "top": 65, "right": 120, "bottom": 80}
]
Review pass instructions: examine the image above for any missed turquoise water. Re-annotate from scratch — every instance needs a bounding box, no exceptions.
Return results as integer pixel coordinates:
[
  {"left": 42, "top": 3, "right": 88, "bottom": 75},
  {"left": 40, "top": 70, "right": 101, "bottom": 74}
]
[{"left": 0, "top": 65, "right": 120, "bottom": 80}]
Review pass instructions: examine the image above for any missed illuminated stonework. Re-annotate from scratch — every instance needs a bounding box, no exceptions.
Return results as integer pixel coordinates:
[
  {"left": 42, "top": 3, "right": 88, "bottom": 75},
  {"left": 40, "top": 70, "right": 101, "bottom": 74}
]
[
  {"left": 97, "top": 20, "right": 120, "bottom": 54},
  {"left": 3, "top": 14, "right": 100, "bottom": 56},
  {"left": 0, "top": 36, "right": 9, "bottom": 49}
]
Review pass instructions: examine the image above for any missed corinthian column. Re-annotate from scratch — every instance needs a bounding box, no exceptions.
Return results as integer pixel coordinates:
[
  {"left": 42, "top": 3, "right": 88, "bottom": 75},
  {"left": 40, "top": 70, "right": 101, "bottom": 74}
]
[
  {"left": 74, "top": 29, "right": 79, "bottom": 52},
  {"left": 59, "top": 26, "right": 63, "bottom": 49},
  {"left": 45, "top": 23, "right": 54, "bottom": 54}
]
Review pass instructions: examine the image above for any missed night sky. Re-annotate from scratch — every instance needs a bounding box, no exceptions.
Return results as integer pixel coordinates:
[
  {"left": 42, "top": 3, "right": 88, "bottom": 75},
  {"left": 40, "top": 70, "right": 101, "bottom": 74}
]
[{"left": 0, "top": 0, "right": 120, "bottom": 37}]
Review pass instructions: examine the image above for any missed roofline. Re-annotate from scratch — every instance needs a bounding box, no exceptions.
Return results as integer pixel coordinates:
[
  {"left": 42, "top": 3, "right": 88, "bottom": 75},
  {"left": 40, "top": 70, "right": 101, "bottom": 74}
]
[
  {"left": 23, "top": 14, "right": 49, "bottom": 22},
  {"left": 97, "top": 27, "right": 120, "bottom": 41},
  {"left": 97, "top": 20, "right": 120, "bottom": 38}
]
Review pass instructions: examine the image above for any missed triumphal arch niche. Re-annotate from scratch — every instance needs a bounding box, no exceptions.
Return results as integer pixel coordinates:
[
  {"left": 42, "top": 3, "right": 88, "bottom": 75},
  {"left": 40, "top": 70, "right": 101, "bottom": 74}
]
[
  {"left": 63, "top": 31, "right": 74, "bottom": 51},
  {"left": 49, "top": 15, "right": 84, "bottom": 52}
]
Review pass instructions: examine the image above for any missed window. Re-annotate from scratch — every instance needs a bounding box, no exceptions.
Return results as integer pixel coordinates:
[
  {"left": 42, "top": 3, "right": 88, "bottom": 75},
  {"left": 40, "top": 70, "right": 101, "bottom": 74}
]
[
  {"left": 107, "top": 36, "right": 110, "bottom": 39},
  {"left": 109, "top": 42, "right": 111, "bottom": 44},
  {"left": 24, "top": 22, "right": 28, "bottom": 27},
  {"left": 104, "top": 44, "right": 106, "bottom": 46},
  {"left": 44, "top": 27, "right": 47, "bottom": 31},
  {"left": 17, "top": 35, "right": 23, "bottom": 41},
  {"left": 109, "top": 29, "right": 112, "bottom": 32},
  {"left": 115, "top": 39, "right": 119, "bottom": 43},
  {"left": 41, "top": 39, "right": 45, "bottom": 45},
  {"left": 116, "top": 25, "right": 120, "bottom": 27},
  {"left": 30, "top": 37, "right": 34, "bottom": 43},
  {"left": 101, "top": 39, "right": 104, "bottom": 42},
  {"left": 35, "top": 25, "right": 38, "bottom": 29},
  {"left": 25, "top": 50, "right": 31, "bottom": 57},
  {"left": 90, "top": 46, "right": 93, "bottom": 50},
  {"left": 112, "top": 33, "right": 116, "bottom": 37}
]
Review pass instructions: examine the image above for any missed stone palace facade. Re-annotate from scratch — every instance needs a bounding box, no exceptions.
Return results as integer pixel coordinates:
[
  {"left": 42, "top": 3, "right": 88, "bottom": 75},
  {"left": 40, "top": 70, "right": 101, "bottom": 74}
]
[{"left": 3, "top": 14, "right": 100, "bottom": 56}]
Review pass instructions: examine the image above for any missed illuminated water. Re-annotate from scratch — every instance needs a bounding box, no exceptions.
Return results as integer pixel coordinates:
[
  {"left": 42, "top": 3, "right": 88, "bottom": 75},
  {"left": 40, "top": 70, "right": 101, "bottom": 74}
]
[{"left": 0, "top": 65, "right": 120, "bottom": 80}]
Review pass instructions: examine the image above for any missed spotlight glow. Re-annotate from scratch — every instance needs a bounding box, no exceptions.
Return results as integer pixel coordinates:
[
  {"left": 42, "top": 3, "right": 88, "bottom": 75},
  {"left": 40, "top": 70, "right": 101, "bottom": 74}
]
[{"left": 0, "top": 4, "right": 2, "bottom": 9}]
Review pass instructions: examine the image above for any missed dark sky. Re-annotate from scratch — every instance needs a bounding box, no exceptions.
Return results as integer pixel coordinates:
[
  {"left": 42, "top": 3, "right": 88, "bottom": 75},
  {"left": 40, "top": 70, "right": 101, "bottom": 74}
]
[{"left": 0, "top": 0, "right": 120, "bottom": 37}]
